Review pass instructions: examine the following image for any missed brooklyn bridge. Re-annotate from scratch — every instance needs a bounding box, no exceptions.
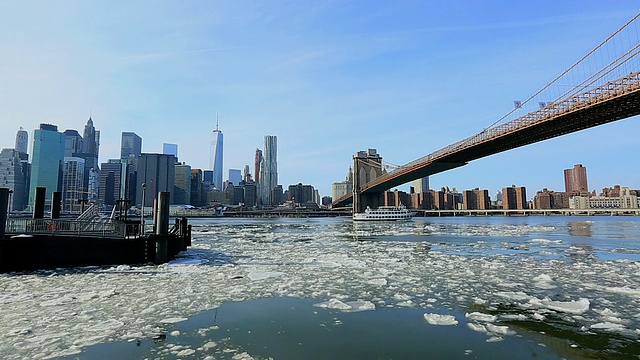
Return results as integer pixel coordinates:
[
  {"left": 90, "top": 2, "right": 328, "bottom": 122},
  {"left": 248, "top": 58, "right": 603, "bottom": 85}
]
[{"left": 333, "top": 13, "right": 640, "bottom": 213}]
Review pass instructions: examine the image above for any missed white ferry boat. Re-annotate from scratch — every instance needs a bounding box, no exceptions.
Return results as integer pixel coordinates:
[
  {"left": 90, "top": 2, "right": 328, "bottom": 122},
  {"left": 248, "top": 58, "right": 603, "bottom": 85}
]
[{"left": 353, "top": 205, "right": 416, "bottom": 221}]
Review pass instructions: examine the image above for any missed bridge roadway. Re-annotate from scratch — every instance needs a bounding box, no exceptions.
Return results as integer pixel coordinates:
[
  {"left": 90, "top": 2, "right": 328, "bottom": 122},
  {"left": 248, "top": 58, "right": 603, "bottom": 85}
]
[{"left": 333, "top": 71, "right": 640, "bottom": 208}]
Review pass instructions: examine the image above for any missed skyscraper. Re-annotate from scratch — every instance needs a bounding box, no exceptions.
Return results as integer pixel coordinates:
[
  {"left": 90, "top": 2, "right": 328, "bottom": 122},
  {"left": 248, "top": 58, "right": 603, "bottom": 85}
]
[
  {"left": 0, "top": 148, "right": 28, "bottom": 211},
  {"left": 82, "top": 117, "right": 99, "bottom": 157},
  {"left": 411, "top": 176, "right": 430, "bottom": 194},
  {"left": 62, "top": 157, "right": 86, "bottom": 213},
  {"left": 259, "top": 135, "right": 278, "bottom": 206},
  {"left": 63, "top": 129, "right": 83, "bottom": 157},
  {"left": 163, "top": 143, "right": 178, "bottom": 158},
  {"left": 209, "top": 114, "right": 223, "bottom": 190},
  {"left": 29, "top": 124, "right": 65, "bottom": 207},
  {"left": 254, "top": 148, "right": 262, "bottom": 184},
  {"left": 136, "top": 153, "right": 176, "bottom": 206},
  {"left": 173, "top": 163, "right": 192, "bottom": 205},
  {"left": 564, "top": 164, "right": 588, "bottom": 194},
  {"left": 121, "top": 132, "right": 142, "bottom": 162},
  {"left": 228, "top": 169, "right": 242, "bottom": 186},
  {"left": 15, "top": 127, "right": 28, "bottom": 155}
]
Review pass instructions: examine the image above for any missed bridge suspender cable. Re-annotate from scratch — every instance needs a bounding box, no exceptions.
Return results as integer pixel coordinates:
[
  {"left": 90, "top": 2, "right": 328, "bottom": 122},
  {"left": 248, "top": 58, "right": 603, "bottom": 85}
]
[{"left": 484, "top": 12, "right": 640, "bottom": 131}]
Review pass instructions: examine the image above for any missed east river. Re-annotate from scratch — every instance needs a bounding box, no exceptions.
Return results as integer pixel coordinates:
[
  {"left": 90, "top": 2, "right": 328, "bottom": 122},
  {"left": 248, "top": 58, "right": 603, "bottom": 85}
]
[{"left": 1, "top": 216, "right": 640, "bottom": 359}]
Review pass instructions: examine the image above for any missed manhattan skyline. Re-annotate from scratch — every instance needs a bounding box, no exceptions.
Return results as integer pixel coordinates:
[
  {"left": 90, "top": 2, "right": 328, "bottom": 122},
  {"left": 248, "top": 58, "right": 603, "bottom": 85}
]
[{"left": 1, "top": 2, "right": 639, "bottom": 197}]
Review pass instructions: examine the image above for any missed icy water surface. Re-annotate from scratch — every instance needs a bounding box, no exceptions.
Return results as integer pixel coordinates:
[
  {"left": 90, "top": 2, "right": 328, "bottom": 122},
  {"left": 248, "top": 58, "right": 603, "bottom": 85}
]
[{"left": 2, "top": 216, "right": 640, "bottom": 359}]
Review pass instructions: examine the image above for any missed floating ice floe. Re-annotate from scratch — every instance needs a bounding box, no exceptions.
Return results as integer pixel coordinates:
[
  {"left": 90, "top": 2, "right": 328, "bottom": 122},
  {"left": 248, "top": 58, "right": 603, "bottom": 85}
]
[
  {"left": 465, "top": 312, "right": 497, "bottom": 322},
  {"left": 532, "top": 298, "right": 591, "bottom": 315},
  {"left": 531, "top": 238, "right": 562, "bottom": 244},
  {"left": 423, "top": 313, "right": 459, "bottom": 326},
  {"left": 159, "top": 317, "right": 189, "bottom": 324},
  {"left": 247, "top": 271, "right": 284, "bottom": 281},
  {"left": 313, "top": 298, "right": 375, "bottom": 312}
]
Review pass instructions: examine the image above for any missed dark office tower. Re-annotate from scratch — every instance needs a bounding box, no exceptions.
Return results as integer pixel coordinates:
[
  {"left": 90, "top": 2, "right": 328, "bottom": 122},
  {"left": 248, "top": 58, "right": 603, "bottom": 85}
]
[
  {"left": 99, "top": 160, "right": 124, "bottom": 206},
  {"left": 190, "top": 169, "right": 203, "bottom": 207},
  {"left": 29, "top": 124, "right": 65, "bottom": 208},
  {"left": 136, "top": 153, "right": 176, "bottom": 207},
  {"left": 82, "top": 117, "right": 99, "bottom": 156},
  {"left": 63, "top": 129, "right": 84, "bottom": 157},
  {"left": 254, "top": 148, "right": 262, "bottom": 184},
  {"left": 15, "top": 127, "right": 28, "bottom": 155},
  {"left": 121, "top": 132, "right": 142, "bottom": 162},
  {"left": 174, "top": 163, "right": 192, "bottom": 205},
  {"left": 564, "top": 164, "right": 588, "bottom": 195}
]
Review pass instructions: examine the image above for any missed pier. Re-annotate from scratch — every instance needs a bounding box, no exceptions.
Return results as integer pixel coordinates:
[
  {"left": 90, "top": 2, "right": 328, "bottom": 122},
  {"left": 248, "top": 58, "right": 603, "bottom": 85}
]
[{"left": 0, "top": 188, "right": 191, "bottom": 272}]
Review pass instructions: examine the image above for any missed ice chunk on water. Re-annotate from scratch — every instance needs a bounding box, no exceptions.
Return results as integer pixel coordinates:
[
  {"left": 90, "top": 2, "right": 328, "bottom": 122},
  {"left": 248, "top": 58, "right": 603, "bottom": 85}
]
[
  {"left": 486, "top": 323, "right": 515, "bottom": 336},
  {"left": 467, "top": 323, "right": 487, "bottom": 333},
  {"left": 160, "top": 317, "right": 188, "bottom": 324},
  {"left": 423, "top": 313, "right": 459, "bottom": 326},
  {"left": 465, "top": 312, "right": 497, "bottom": 322},
  {"left": 590, "top": 322, "right": 626, "bottom": 331},
  {"left": 538, "top": 298, "right": 590, "bottom": 315},
  {"left": 247, "top": 271, "right": 284, "bottom": 281},
  {"left": 314, "top": 298, "right": 352, "bottom": 310}
]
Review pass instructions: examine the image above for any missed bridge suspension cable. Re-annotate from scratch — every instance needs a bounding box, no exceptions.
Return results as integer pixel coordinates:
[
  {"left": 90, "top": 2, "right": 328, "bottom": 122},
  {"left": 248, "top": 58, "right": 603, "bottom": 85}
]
[
  {"left": 377, "top": 12, "right": 640, "bottom": 186},
  {"left": 486, "top": 12, "right": 640, "bottom": 130}
]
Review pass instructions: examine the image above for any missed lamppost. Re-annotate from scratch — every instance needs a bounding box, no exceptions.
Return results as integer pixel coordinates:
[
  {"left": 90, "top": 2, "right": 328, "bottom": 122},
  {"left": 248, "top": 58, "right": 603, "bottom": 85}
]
[
  {"left": 140, "top": 183, "right": 147, "bottom": 236},
  {"left": 8, "top": 189, "right": 13, "bottom": 216}
]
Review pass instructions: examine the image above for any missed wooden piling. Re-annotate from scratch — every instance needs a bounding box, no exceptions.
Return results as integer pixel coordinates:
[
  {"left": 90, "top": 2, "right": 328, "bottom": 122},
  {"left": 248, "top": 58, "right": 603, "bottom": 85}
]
[{"left": 33, "top": 187, "right": 46, "bottom": 219}]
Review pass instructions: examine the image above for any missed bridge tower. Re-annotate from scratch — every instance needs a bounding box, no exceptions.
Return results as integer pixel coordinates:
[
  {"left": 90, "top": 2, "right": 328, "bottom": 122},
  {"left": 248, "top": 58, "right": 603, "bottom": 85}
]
[{"left": 353, "top": 149, "right": 386, "bottom": 213}]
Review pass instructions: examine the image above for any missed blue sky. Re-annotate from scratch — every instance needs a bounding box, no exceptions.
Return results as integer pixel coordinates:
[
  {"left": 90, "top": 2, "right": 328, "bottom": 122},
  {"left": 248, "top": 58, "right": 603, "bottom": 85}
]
[{"left": 0, "top": 1, "right": 638, "bottom": 198}]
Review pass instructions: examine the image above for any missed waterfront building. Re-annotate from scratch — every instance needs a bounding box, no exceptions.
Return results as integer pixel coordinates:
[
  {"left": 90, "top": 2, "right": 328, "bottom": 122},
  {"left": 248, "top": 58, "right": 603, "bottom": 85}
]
[
  {"left": 503, "top": 185, "right": 527, "bottom": 210},
  {"left": 431, "top": 188, "right": 455, "bottom": 210},
  {"left": 534, "top": 188, "right": 570, "bottom": 209},
  {"left": 121, "top": 132, "right": 142, "bottom": 162},
  {"left": 228, "top": 169, "right": 242, "bottom": 187},
  {"left": 384, "top": 189, "right": 411, "bottom": 208},
  {"left": 332, "top": 167, "right": 353, "bottom": 203},
  {"left": 570, "top": 187, "right": 639, "bottom": 209},
  {"left": 564, "top": 164, "right": 588, "bottom": 195},
  {"left": 270, "top": 184, "right": 283, "bottom": 206},
  {"left": 136, "top": 153, "right": 176, "bottom": 206},
  {"left": 15, "top": 127, "right": 28, "bottom": 155},
  {"left": 259, "top": 135, "right": 278, "bottom": 206},
  {"left": 243, "top": 181, "right": 257, "bottom": 207},
  {"left": 63, "top": 129, "right": 83, "bottom": 157},
  {"left": 0, "top": 148, "right": 28, "bottom": 211},
  {"left": 288, "top": 183, "right": 315, "bottom": 205},
  {"left": 321, "top": 196, "right": 332, "bottom": 207},
  {"left": 209, "top": 117, "right": 223, "bottom": 190},
  {"left": 62, "top": 157, "right": 85, "bottom": 213},
  {"left": 174, "top": 163, "right": 192, "bottom": 205},
  {"left": 29, "top": 124, "right": 65, "bottom": 208}
]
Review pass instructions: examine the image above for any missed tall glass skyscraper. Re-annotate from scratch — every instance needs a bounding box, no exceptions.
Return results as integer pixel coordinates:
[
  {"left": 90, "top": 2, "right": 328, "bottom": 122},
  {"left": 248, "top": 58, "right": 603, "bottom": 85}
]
[
  {"left": 29, "top": 124, "right": 65, "bottom": 208},
  {"left": 120, "top": 132, "right": 142, "bottom": 162},
  {"left": 259, "top": 135, "right": 278, "bottom": 206},
  {"left": 209, "top": 116, "right": 223, "bottom": 190}
]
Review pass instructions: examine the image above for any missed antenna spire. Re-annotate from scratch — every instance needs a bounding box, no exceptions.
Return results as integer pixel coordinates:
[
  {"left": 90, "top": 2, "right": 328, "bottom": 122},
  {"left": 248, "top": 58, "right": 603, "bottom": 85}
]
[{"left": 216, "top": 110, "right": 219, "bottom": 131}]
